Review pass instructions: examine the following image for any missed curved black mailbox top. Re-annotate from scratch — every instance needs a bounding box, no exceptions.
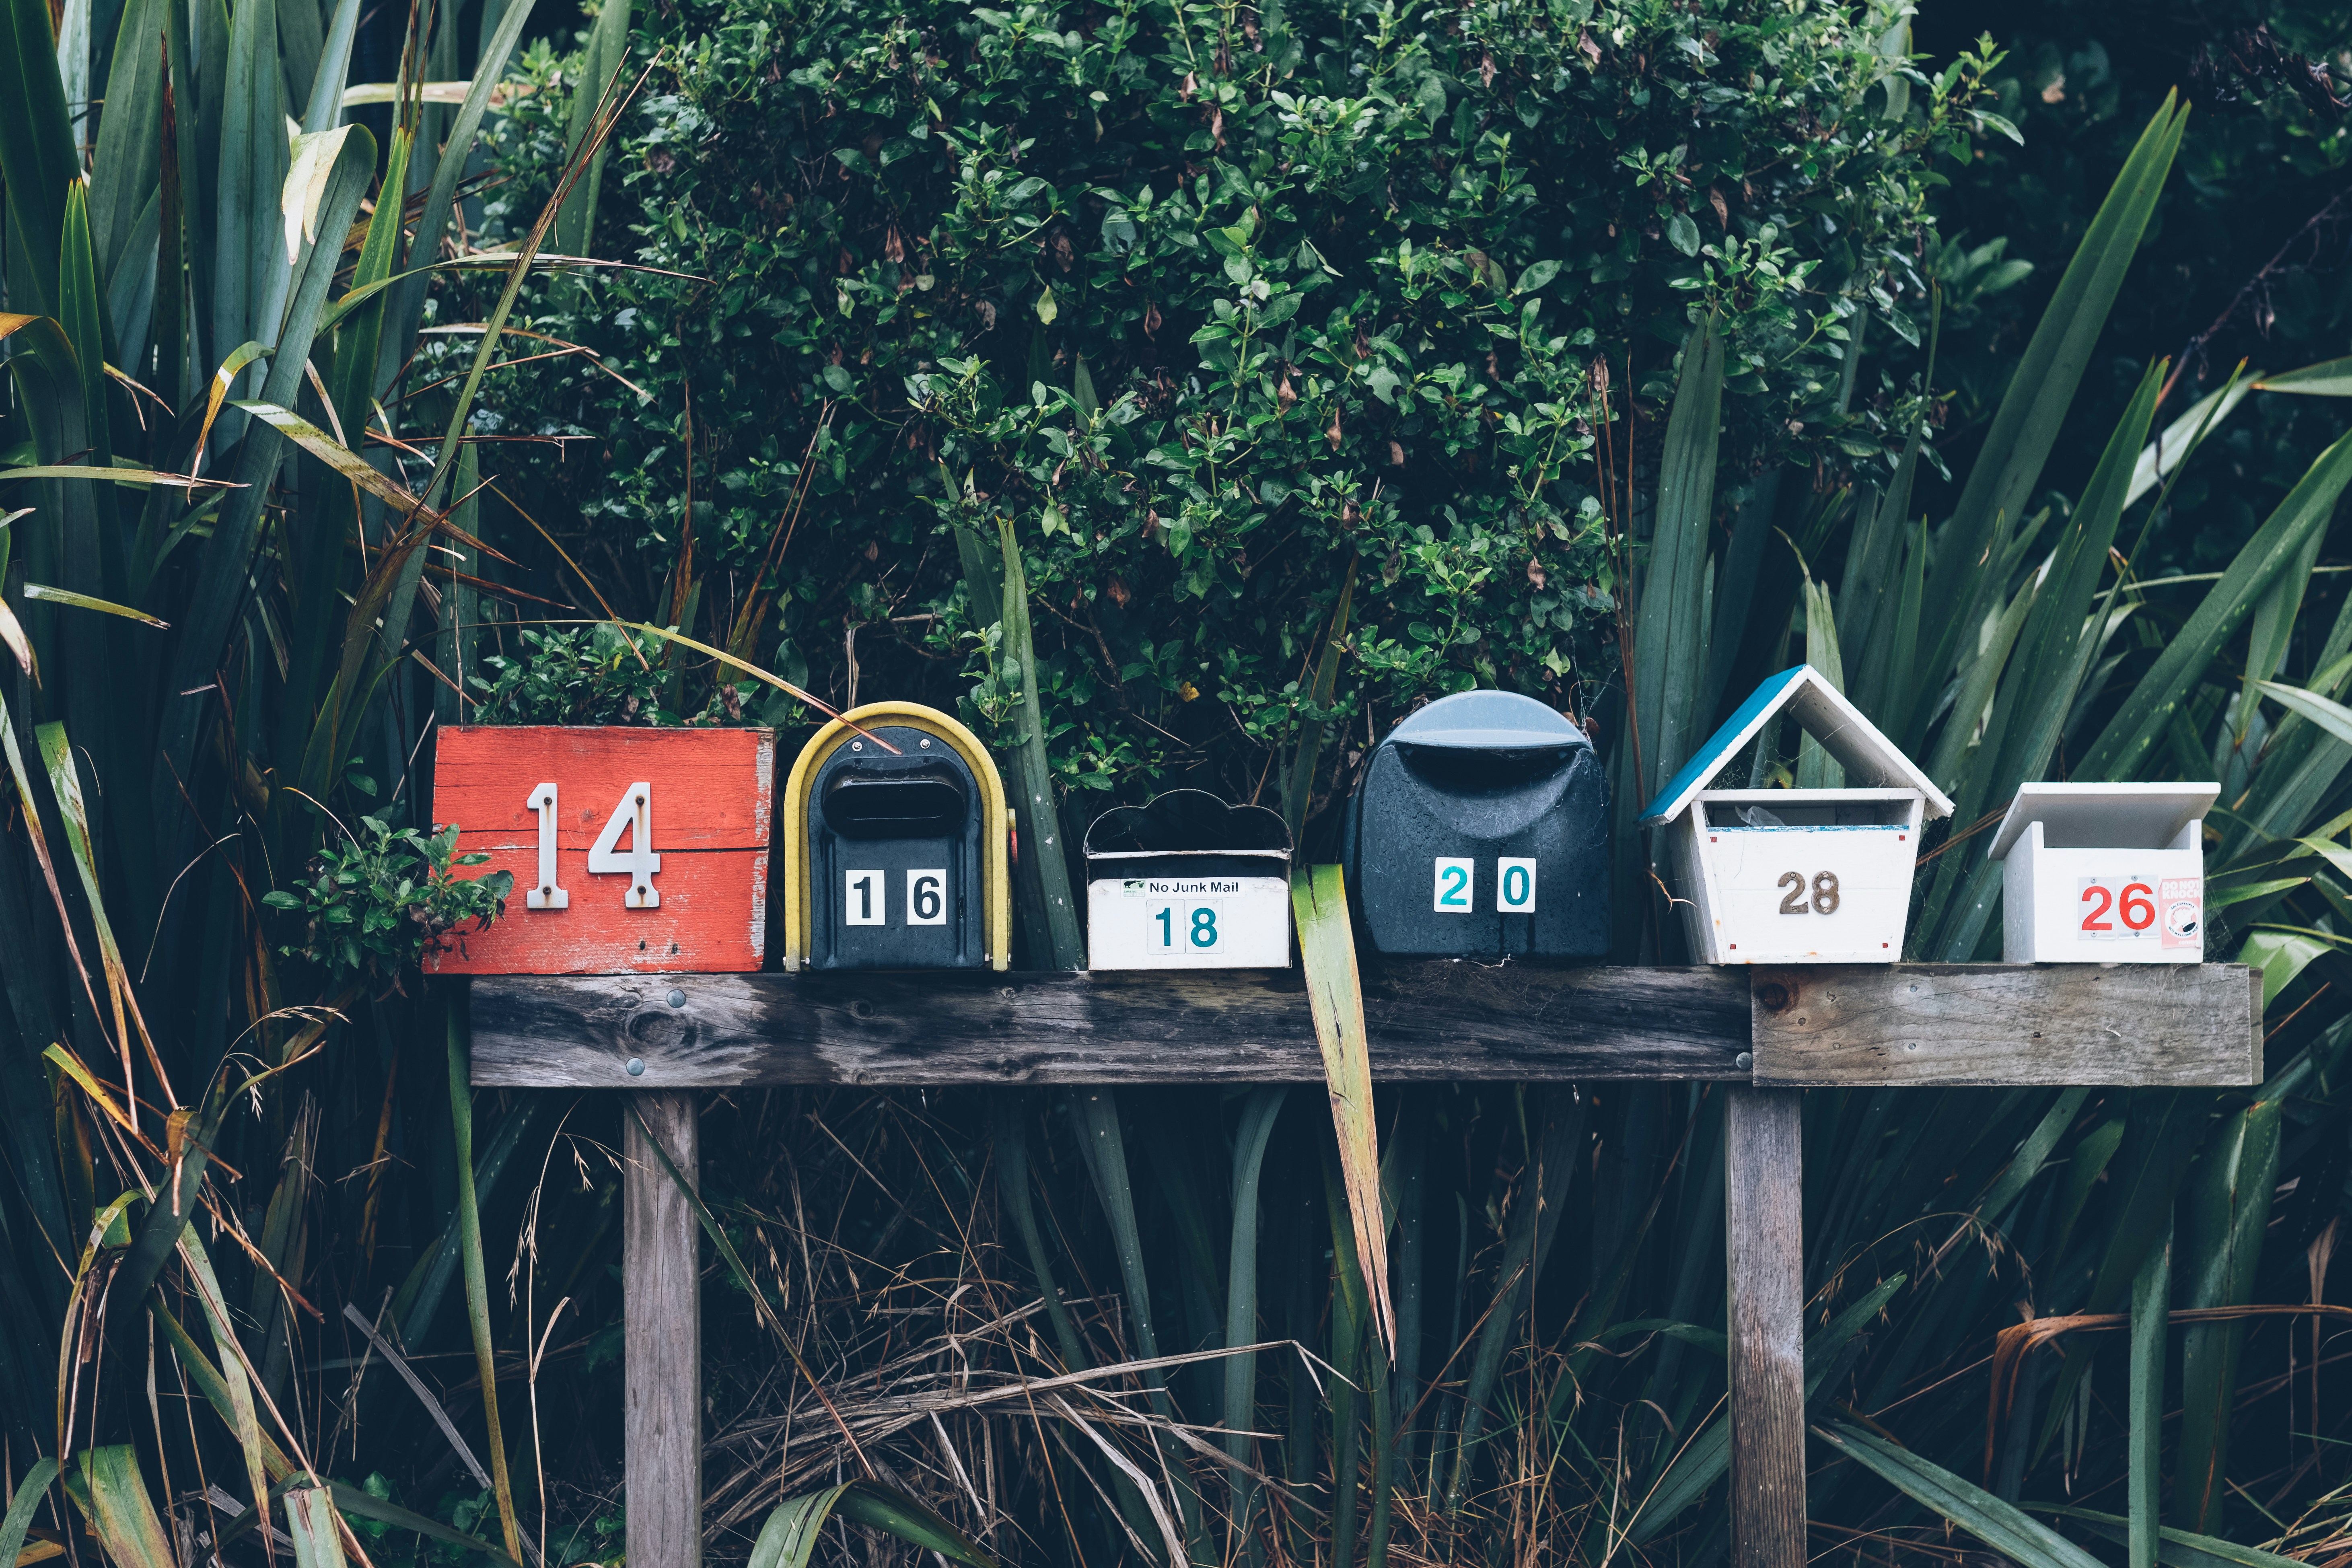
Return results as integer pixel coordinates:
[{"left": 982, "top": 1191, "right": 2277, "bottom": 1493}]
[{"left": 1340, "top": 689, "right": 1610, "bottom": 960}]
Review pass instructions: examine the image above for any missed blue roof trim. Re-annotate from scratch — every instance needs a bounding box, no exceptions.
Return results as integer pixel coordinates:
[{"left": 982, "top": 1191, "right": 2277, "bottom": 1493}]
[
  {"left": 1638, "top": 666, "right": 1808, "bottom": 825},
  {"left": 1638, "top": 663, "right": 1954, "bottom": 825}
]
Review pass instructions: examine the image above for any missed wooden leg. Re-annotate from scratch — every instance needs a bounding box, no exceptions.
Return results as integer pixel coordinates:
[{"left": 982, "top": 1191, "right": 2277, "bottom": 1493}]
[
  {"left": 1725, "top": 1084, "right": 1805, "bottom": 1568},
  {"left": 625, "top": 1091, "right": 701, "bottom": 1568}
]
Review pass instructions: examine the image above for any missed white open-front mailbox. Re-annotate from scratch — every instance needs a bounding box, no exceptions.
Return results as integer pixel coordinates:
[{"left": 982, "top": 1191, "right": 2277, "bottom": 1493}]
[
  {"left": 1083, "top": 790, "right": 1294, "bottom": 969},
  {"left": 1987, "top": 782, "right": 2218, "bottom": 963},
  {"left": 1640, "top": 665, "right": 1953, "bottom": 964}
]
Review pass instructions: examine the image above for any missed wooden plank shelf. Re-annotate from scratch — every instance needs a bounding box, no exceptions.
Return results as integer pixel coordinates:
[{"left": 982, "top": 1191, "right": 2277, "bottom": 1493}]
[
  {"left": 470, "top": 961, "right": 2261, "bottom": 1090},
  {"left": 1750, "top": 962, "right": 2263, "bottom": 1087},
  {"left": 472, "top": 957, "right": 2261, "bottom": 1568},
  {"left": 470, "top": 963, "right": 1753, "bottom": 1086}
]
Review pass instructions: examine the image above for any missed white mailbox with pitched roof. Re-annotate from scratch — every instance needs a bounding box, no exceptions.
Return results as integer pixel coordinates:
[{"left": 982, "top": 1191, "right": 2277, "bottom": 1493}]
[
  {"left": 1987, "top": 782, "right": 2218, "bottom": 963},
  {"left": 1640, "top": 665, "right": 1954, "bottom": 964}
]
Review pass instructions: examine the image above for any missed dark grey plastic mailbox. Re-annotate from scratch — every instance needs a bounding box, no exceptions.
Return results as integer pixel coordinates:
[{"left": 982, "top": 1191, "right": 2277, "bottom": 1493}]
[{"left": 1338, "top": 689, "right": 1610, "bottom": 959}]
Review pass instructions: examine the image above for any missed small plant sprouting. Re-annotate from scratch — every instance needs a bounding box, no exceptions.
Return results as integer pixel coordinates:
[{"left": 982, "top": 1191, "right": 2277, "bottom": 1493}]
[
  {"left": 467, "top": 621, "right": 793, "bottom": 728},
  {"left": 261, "top": 817, "right": 515, "bottom": 990},
  {"left": 469, "top": 623, "right": 677, "bottom": 726}
]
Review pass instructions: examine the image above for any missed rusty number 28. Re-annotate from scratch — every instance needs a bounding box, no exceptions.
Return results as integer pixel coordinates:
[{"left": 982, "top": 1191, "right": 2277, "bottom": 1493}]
[{"left": 1776, "top": 870, "right": 1842, "bottom": 916}]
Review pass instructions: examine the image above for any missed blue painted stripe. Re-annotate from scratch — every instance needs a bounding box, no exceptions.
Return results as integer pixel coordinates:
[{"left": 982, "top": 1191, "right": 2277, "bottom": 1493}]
[{"left": 1639, "top": 665, "right": 1809, "bottom": 823}]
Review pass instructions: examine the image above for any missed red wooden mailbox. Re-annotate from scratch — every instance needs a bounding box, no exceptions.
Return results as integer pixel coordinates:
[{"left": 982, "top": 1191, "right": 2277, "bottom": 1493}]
[{"left": 426, "top": 726, "right": 775, "bottom": 974}]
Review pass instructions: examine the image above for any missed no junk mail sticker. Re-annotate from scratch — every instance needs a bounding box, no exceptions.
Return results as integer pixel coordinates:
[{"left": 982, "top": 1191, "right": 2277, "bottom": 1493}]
[{"left": 427, "top": 726, "right": 774, "bottom": 974}]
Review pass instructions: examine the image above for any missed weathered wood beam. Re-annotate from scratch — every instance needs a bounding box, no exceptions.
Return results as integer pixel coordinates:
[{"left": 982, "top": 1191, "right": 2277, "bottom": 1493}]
[
  {"left": 471, "top": 962, "right": 2261, "bottom": 1089},
  {"left": 1749, "top": 963, "right": 2261, "bottom": 1087},
  {"left": 470, "top": 964, "right": 1754, "bottom": 1087}
]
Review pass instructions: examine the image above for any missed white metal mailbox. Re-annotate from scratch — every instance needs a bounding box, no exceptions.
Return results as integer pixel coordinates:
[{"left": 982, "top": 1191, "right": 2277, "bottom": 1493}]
[
  {"left": 1640, "top": 665, "right": 1954, "bottom": 964},
  {"left": 1987, "top": 782, "right": 2218, "bottom": 963},
  {"left": 1083, "top": 790, "right": 1294, "bottom": 969}
]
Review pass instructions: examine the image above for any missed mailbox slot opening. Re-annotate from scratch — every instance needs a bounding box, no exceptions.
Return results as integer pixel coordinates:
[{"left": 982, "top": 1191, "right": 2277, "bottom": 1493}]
[
  {"left": 821, "top": 767, "right": 969, "bottom": 839},
  {"left": 1084, "top": 790, "right": 1293, "bottom": 857},
  {"left": 2030, "top": 817, "right": 2201, "bottom": 852},
  {"left": 1695, "top": 791, "right": 1919, "bottom": 831},
  {"left": 1396, "top": 743, "right": 1585, "bottom": 792},
  {"left": 1997, "top": 797, "right": 2209, "bottom": 853}
]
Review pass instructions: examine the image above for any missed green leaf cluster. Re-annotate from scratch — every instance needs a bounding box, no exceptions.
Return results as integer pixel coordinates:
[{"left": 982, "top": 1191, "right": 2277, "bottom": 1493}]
[
  {"left": 468, "top": 622, "right": 677, "bottom": 724},
  {"left": 261, "top": 818, "right": 515, "bottom": 985}
]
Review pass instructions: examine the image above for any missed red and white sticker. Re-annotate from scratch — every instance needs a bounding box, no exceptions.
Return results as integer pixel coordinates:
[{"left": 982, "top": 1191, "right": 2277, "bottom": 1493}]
[{"left": 2159, "top": 875, "right": 2202, "bottom": 950}]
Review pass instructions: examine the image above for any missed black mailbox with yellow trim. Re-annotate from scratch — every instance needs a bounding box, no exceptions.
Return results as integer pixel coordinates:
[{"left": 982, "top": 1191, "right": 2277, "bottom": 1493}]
[{"left": 782, "top": 703, "right": 1012, "bottom": 971}]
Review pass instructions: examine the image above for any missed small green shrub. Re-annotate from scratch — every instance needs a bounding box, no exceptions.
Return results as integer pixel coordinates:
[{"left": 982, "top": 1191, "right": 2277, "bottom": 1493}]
[
  {"left": 468, "top": 622, "right": 795, "bottom": 727},
  {"left": 261, "top": 819, "right": 516, "bottom": 987},
  {"left": 468, "top": 624, "right": 677, "bottom": 725}
]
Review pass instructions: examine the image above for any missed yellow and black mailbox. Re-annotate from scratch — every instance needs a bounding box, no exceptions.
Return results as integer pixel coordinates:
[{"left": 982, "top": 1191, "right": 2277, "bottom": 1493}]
[{"left": 780, "top": 703, "right": 1012, "bottom": 971}]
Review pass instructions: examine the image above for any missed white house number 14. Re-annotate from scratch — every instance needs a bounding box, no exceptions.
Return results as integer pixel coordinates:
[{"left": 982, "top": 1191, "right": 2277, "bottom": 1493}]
[
  {"left": 525, "top": 781, "right": 661, "bottom": 910},
  {"left": 1432, "top": 858, "right": 1540, "bottom": 913}
]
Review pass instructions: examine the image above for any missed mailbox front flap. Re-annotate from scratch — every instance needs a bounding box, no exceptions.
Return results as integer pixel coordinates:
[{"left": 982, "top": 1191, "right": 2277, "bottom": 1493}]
[
  {"left": 1986, "top": 781, "right": 2220, "bottom": 860},
  {"left": 1084, "top": 789, "right": 1292, "bottom": 879},
  {"left": 806, "top": 726, "right": 985, "bottom": 967},
  {"left": 1384, "top": 688, "right": 1590, "bottom": 754}
]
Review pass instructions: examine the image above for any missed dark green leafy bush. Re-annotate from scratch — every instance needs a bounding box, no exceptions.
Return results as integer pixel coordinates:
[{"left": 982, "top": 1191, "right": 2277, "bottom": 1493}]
[
  {"left": 261, "top": 819, "right": 516, "bottom": 986},
  {"left": 469, "top": 622, "right": 790, "bottom": 726},
  {"left": 473, "top": 0, "right": 2010, "bottom": 804},
  {"left": 1914, "top": 2, "right": 2352, "bottom": 575},
  {"left": 470, "top": 624, "right": 676, "bottom": 724}
]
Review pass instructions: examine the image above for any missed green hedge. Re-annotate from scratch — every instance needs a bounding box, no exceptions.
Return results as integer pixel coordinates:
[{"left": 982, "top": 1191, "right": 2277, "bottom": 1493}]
[{"left": 470, "top": 0, "right": 2008, "bottom": 808}]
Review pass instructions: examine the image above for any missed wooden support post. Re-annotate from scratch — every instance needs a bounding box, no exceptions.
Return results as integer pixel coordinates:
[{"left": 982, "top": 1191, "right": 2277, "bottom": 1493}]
[
  {"left": 624, "top": 1091, "right": 701, "bottom": 1568},
  {"left": 1725, "top": 1084, "right": 1805, "bottom": 1568}
]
